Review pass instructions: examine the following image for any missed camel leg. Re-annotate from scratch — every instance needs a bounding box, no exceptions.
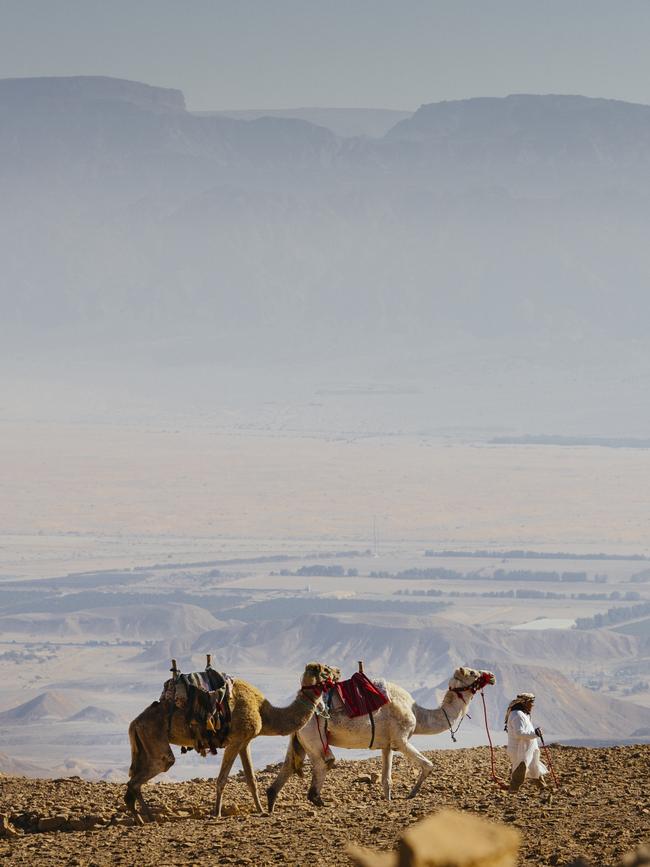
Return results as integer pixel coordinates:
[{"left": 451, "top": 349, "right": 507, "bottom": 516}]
[
  {"left": 307, "top": 752, "right": 330, "bottom": 807},
  {"left": 381, "top": 747, "right": 394, "bottom": 801},
  {"left": 239, "top": 742, "right": 264, "bottom": 814},
  {"left": 267, "top": 736, "right": 301, "bottom": 813},
  {"left": 131, "top": 742, "right": 175, "bottom": 820},
  {"left": 287, "top": 721, "right": 333, "bottom": 807},
  {"left": 125, "top": 721, "right": 175, "bottom": 822},
  {"left": 214, "top": 741, "right": 241, "bottom": 818},
  {"left": 398, "top": 741, "right": 433, "bottom": 799},
  {"left": 269, "top": 723, "right": 331, "bottom": 809}
]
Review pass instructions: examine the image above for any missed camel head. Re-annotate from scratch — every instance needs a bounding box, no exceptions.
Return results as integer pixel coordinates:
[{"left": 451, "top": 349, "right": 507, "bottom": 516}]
[
  {"left": 449, "top": 666, "right": 496, "bottom": 694},
  {"left": 301, "top": 662, "right": 341, "bottom": 691}
]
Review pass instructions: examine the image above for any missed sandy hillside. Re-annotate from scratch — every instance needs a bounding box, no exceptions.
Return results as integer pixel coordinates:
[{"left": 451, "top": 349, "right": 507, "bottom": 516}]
[{"left": 0, "top": 745, "right": 648, "bottom": 866}]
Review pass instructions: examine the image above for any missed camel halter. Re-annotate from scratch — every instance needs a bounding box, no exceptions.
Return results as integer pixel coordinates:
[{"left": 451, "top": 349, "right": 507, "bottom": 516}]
[
  {"left": 442, "top": 690, "right": 470, "bottom": 743},
  {"left": 450, "top": 671, "right": 494, "bottom": 700},
  {"left": 298, "top": 678, "right": 336, "bottom": 708},
  {"left": 443, "top": 672, "right": 493, "bottom": 742},
  {"left": 442, "top": 706, "right": 466, "bottom": 743}
]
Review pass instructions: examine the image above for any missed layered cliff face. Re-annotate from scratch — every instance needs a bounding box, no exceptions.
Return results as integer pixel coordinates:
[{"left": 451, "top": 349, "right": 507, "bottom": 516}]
[
  {"left": 2, "top": 78, "right": 650, "bottom": 351},
  {"left": 3, "top": 77, "right": 650, "bottom": 436}
]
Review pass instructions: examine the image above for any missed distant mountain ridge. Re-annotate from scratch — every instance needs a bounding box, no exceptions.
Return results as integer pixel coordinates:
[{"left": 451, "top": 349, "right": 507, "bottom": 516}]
[
  {"left": 65, "top": 705, "right": 123, "bottom": 724},
  {"left": 6, "top": 76, "right": 650, "bottom": 196},
  {"left": 3, "top": 74, "right": 650, "bottom": 430},
  {"left": 387, "top": 92, "right": 650, "bottom": 141},
  {"left": 416, "top": 661, "right": 650, "bottom": 739},
  {"left": 0, "top": 75, "right": 185, "bottom": 113},
  {"left": 0, "top": 694, "right": 122, "bottom": 727},
  {"left": 0, "top": 691, "right": 78, "bottom": 724},
  {"left": 191, "top": 611, "right": 642, "bottom": 678},
  {"left": 380, "top": 93, "right": 650, "bottom": 199},
  {"left": 201, "top": 107, "right": 412, "bottom": 138},
  {"left": 0, "top": 603, "right": 224, "bottom": 640}
]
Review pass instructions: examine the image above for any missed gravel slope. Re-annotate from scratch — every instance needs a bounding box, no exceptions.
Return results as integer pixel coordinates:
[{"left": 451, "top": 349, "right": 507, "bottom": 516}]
[{"left": 0, "top": 745, "right": 648, "bottom": 866}]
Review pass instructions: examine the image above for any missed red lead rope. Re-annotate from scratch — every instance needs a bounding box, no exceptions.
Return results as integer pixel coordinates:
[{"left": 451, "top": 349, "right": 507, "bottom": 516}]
[{"left": 480, "top": 690, "right": 510, "bottom": 791}]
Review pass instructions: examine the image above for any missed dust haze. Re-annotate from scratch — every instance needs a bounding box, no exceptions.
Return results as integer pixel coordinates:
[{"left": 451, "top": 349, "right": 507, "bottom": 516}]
[{"left": 1, "top": 76, "right": 649, "bottom": 781}]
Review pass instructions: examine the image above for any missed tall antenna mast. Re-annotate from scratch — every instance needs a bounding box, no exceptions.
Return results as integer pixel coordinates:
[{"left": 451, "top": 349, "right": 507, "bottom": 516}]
[{"left": 373, "top": 516, "right": 379, "bottom": 558}]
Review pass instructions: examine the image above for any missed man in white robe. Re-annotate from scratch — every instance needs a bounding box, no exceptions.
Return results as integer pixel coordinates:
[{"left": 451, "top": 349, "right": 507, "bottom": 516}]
[{"left": 504, "top": 692, "right": 548, "bottom": 793}]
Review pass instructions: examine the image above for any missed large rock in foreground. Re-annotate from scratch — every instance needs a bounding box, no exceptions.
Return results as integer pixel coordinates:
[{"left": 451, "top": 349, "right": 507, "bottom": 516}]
[{"left": 349, "top": 809, "right": 520, "bottom": 867}]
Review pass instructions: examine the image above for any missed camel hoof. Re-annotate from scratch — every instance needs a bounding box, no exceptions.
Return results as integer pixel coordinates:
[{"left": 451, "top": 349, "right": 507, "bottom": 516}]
[
  {"left": 307, "top": 793, "right": 325, "bottom": 808},
  {"left": 266, "top": 787, "right": 278, "bottom": 814}
]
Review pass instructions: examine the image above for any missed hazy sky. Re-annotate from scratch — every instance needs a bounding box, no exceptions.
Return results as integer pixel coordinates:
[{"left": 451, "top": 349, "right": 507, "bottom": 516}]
[{"left": 1, "top": 1, "right": 649, "bottom": 110}]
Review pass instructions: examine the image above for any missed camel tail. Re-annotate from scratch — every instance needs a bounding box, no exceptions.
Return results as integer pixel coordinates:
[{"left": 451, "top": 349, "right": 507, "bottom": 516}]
[
  {"left": 128, "top": 719, "right": 143, "bottom": 779},
  {"left": 291, "top": 734, "right": 306, "bottom": 777}
]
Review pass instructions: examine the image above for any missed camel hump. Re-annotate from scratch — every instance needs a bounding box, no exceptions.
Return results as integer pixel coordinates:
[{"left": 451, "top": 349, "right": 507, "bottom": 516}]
[{"left": 233, "top": 678, "right": 265, "bottom": 703}]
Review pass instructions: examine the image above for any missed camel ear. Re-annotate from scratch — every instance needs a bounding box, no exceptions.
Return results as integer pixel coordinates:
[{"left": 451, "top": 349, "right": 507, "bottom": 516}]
[{"left": 458, "top": 667, "right": 468, "bottom": 677}]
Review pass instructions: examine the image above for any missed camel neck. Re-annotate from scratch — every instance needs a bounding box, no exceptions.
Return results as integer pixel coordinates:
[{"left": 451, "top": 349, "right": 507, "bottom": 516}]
[
  {"left": 259, "top": 690, "right": 319, "bottom": 737},
  {"left": 412, "top": 688, "right": 469, "bottom": 735}
]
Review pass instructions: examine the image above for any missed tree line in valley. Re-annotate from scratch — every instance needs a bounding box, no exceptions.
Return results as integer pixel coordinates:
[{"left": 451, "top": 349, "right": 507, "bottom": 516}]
[
  {"left": 372, "top": 567, "right": 608, "bottom": 583},
  {"left": 574, "top": 601, "right": 650, "bottom": 630}
]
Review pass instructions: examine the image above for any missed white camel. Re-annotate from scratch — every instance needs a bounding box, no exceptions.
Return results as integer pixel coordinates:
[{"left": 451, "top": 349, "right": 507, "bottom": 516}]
[{"left": 267, "top": 666, "right": 495, "bottom": 810}]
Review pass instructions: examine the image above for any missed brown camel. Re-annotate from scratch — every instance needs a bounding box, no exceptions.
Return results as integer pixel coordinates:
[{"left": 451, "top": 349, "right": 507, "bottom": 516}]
[{"left": 125, "top": 662, "right": 339, "bottom": 819}]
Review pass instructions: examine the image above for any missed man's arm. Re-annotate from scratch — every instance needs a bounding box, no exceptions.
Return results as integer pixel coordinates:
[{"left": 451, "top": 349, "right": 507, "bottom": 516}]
[{"left": 510, "top": 712, "right": 539, "bottom": 739}]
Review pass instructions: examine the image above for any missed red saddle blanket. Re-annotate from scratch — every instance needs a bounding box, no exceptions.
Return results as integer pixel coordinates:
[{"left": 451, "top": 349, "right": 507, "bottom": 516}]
[{"left": 334, "top": 672, "right": 389, "bottom": 718}]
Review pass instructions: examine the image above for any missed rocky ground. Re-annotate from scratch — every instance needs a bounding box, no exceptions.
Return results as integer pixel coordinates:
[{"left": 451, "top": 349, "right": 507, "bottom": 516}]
[{"left": 0, "top": 745, "right": 648, "bottom": 866}]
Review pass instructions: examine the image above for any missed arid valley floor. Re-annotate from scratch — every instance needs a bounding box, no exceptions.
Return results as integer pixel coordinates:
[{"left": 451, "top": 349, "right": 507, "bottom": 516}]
[{"left": 1, "top": 423, "right": 649, "bottom": 865}]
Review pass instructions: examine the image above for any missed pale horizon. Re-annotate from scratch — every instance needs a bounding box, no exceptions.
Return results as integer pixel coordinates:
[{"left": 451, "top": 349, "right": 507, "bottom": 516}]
[{"left": 3, "top": 2, "right": 650, "bottom": 110}]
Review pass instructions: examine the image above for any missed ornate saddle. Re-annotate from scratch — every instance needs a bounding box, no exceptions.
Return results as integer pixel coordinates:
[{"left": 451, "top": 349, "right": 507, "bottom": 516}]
[
  {"left": 318, "top": 668, "right": 390, "bottom": 751},
  {"left": 160, "top": 657, "right": 233, "bottom": 755},
  {"left": 331, "top": 671, "right": 389, "bottom": 719}
]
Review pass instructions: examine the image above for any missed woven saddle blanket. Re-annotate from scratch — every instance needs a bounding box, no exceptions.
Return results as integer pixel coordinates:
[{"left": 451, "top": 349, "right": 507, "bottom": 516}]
[
  {"left": 160, "top": 668, "right": 233, "bottom": 748},
  {"left": 330, "top": 672, "right": 389, "bottom": 718}
]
